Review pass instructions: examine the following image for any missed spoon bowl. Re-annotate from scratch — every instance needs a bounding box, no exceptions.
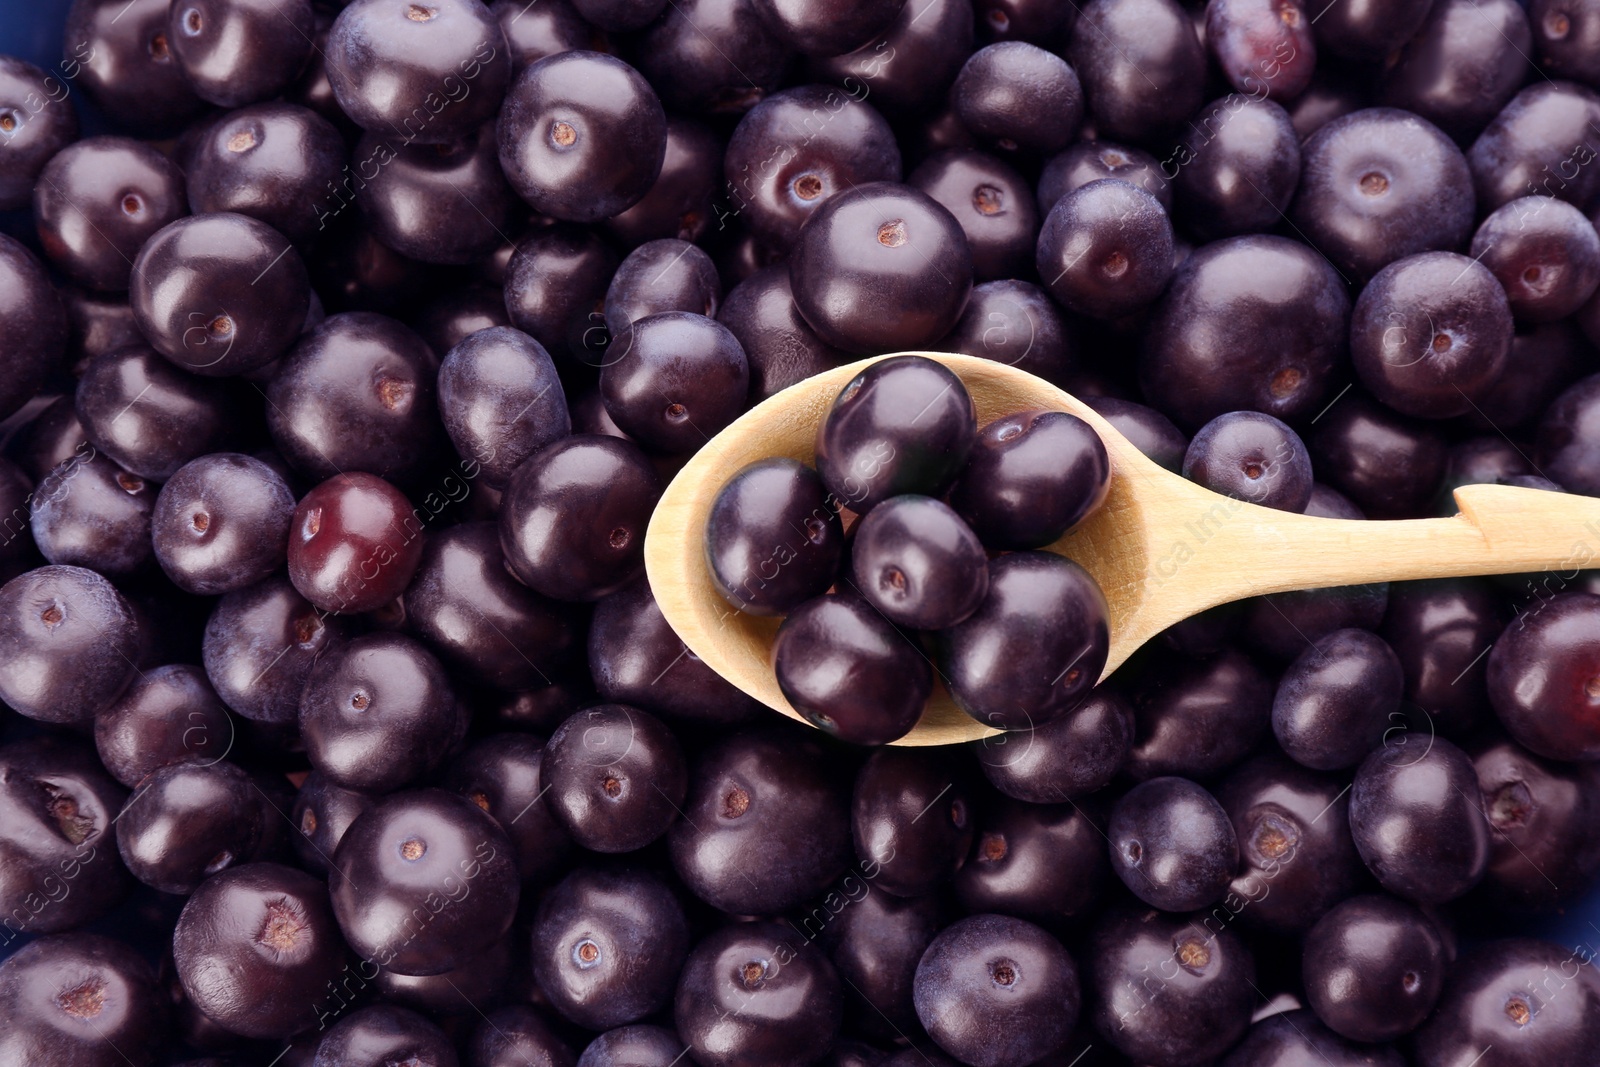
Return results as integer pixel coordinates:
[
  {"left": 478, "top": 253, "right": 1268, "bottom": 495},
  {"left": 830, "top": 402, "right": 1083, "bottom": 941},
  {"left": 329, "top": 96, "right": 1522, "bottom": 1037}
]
[{"left": 644, "top": 352, "right": 1600, "bottom": 745}]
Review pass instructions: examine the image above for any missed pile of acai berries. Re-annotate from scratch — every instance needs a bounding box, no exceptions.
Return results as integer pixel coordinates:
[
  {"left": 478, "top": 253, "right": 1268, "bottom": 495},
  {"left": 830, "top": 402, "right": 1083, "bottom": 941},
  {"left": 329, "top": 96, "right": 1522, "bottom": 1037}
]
[{"left": 707, "top": 354, "right": 1114, "bottom": 746}]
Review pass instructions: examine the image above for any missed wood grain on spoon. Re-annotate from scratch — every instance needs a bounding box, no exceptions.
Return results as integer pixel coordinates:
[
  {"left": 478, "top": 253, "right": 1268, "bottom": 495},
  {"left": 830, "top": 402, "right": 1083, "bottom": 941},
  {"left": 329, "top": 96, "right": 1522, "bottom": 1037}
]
[{"left": 644, "top": 352, "right": 1600, "bottom": 746}]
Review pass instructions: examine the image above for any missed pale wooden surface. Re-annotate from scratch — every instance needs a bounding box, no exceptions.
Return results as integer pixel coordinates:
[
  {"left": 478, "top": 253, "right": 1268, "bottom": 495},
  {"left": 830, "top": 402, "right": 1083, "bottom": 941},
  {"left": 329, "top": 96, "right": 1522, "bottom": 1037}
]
[{"left": 643, "top": 352, "right": 1600, "bottom": 746}]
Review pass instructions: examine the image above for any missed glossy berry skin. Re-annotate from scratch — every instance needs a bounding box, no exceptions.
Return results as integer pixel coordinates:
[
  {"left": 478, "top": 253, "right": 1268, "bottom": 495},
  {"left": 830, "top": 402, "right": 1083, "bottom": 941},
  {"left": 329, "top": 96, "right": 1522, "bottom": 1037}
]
[
  {"left": 601, "top": 312, "right": 749, "bottom": 453},
  {"left": 823, "top": 889, "right": 943, "bottom": 1039},
  {"left": 499, "top": 51, "right": 667, "bottom": 222},
  {"left": 500, "top": 436, "right": 662, "bottom": 601},
  {"left": 1292, "top": 108, "right": 1475, "bottom": 281},
  {"left": 1109, "top": 776, "right": 1238, "bottom": 912},
  {"left": 1222, "top": 1010, "right": 1406, "bottom": 1067},
  {"left": 130, "top": 213, "right": 311, "bottom": 377},
  {"left": 914, "top": 914, "right": 1078, "bottom": 1067},
  {"left": 404, "top": 522, "right": 578, "bottom": 690},
  {"left": 0, "top": 933, "right": 166, "bottom": 1067},
  {"left": 168, "top": 0, "right": 314, "bottom": 106},
  {"left": 1273, "top": 628, "right": 1403, "bottom": 770},
  {"left": 1126, "top": 648, "right": 1273, "bottom": 780},
  {"left": 1141, "top": 235, "right": 1349, "bottom": 430},
  {"left": 0, "top": 57, "right": 79, "bottom": 211},
  {"left": 706, "top": 458, "right": 843, "bottom": 615},
  {"left": 852, "top": 749, "right": 973, "bottom": 897},
  {"left": 30, "top": 452, "right": 154, "bottom": 578},
  {"left": 541, "top": 704, "right": 687, "bottom": 852},
  {"left": 62, "top": 289, "right": 145, "bottom": 375},
  {"left": 438, "top": 326, "right": 569, "bottom": 488},
  {"left": 955, "top": 796, "right": 1109, "bottom": 925},
  {"left": 1413, "top": 939, "right": 1600, "bottom": 1067},
  {"left": 504, "top": 226, "right": 619, "bottom": 365},
  {"left": 1183, "top": 411, "right": 1313, "bottom": 512},
  {"left": 590, "top": 578, "right": 763, "bottom": 726},
  {"left": 1089, "top": 907, "right": 1256, "bottom": 1066},
  {"left": 0, "top": 237, "right": 67, "bottom": 422},
  {"left": 952, "top": 42, "right": 1082, "bottom": 156},
  {"left": 1037, "top": 140, "right": 1172, "bottom": 214},
  {"left": 76, "top": 345, "right": 237, "bottom": 482},
  {"left": 773, "top": 593, "right": 933, "bottom": 745},
  {"left": 675, "top": 920, "right": 843, "bottom": 1067},
  {"left": 1532, "top": 0, "right": 1600, "bottom": 86},
  {"left": 752, "top": 0, "right": 903, "bottom": 56},
  {"left": 1313, "top": 0, "right": 1432, "bottom": 59},
  {"left": 790, "top": 182, "right": 973, "bottom": 353},
  {"left": 852, "top": 496, "right": 987, "bottom": 629},
  {"left": 816, "top": 0, "right": 971, "bottom": 115},
  {"left": 1486, "top": 592, "right": 1600, "bottom": 761},
  {"left": 0, "top": 565, "right": 138, "bottom": 726},
  {"left": 327, "top": 0, "right": 510, "bottom": 143},
  {"left": 1381, "top": 578, "right": 1503, "bottom": 734},
  {"left": 62, "top": 0, "right": 206, "bottom": 135},
  {"left": 185, "top": 103, "right": 347, "bottom": 249},
  {"left": 973, "top": 685, "right": 1133, "bottom": 801},
  {"left": 94, "top": 664, "right": 234, "bottom": 788},
  {"left": 1468, "top": 82, "right": 1600, "bottom": 214},
  {"left": 288, "top": 472, "right": 426, "bottom": 614},
  {"left": 1309, "top": 392, "right": 1448, "bottom": 518},
  {"left": 377, "top": 936, "right": 514, "bottom": 1018},
  {"left": 34, "top": 137, "right": 187, "bottom": 292},
  {"left": 704, "top": 278, "right": 838, "bottom": 398},
  {"left": 1471, "top": 196, "right": 1600, "bottom": 323},
  {"left": 1351, "top": 252, "right": 1514, "bottom": 419},
  {"left": 0, "top": 737, "right": 133, "bottom": 935},
  {"left": 1471, "top": 737, "right": 1600, "bottom": 911},
  {"left": 726, "top": 85, "right": 902, "bottom": 251},
  {"left": 331, "top": 789, "right": 519, "bottom": 976},
  {"left": 465, "top": 1004, "right": 574, "bottom": 1067},
  {"left": 633, "top": 0, "right": 786, "bottom": 115},
  {"left": 533, "top": 866, "right": 689, "bottom": 1029},
  {"left": 354, "top": 124, "right": 515, "bottom": 265},
  {"left": 577, "top": 1026, "right": 685, "bottom": 1067},
  {"left": 1084, "top": 395, "right": 1187, "bottom": 472},
  {"left": 443, "top": 734, "right": 572, "bottom": 887},
  {"left": 815, "top": 355, "right": 977, "bottom": 513},
  {"left": 1172, "top": 96, "right": 1302, "bottom": 242},
  {"left": 314, "top": 1004, "right": 458, "bottom": 1067},
  {"left": 267, "top": 312, "right": 439, "bottom": 482},
  {"left": 906, "top": 150, "right": 1036, "bottom": 282},
  {"left": 1540, "top": 372, "right": 1600, "bottom": 496},
  {"left": 418, "top": 282, "right": 511, "bottom": 357},
  {"left": 290, "top": 770, "right": 376, "bottom": 877},
  {"left": 607, "top": 117, "right": 722, "bottom": 247},
  {"left": 1205, "top": 0, "right": 1316, "bottom": 102},
  {"left": 300, "top": 633, "right": 458, "bottom": 793},
  {"left": 115, "top": 759, "right": 265, "bottom": 894},
  {"left": 668, "top": 730, "right": 851, "bottom": 915},
  {"left": 1217, "top": 754, "right": 1365, "bottom": 933},
  {"left": 491, "top": 0, "right": 592, "bottom": 74},
  {"left": 1380, "top": 0, "right": 1532, "bottom": 143},
  {"left": 150, "top": 454, "right": 294, "bottom": 599},
  {"left": 1066, "top": 0, "right": 1206, "bottom": 145},
  {"left": 172, "top": 862, "right": 346, "bottom": 1039},
  {"left": 603, "top": 239, "right": 721, "bottom": 338},
  {"left": 940, "top": 552, "right": 1110, "bottom": 731},
  {"left": 1349, "top": 737, "right": 1490, "bottom": 904},
  {"left": 1037, "top": 178, "right": 1173, "bottom": 320},
  {"left": 203, "top": 575, "right": 351, "bottom": 723},
  {"left": 938, "top": 279, "right": 1077, "bottom": 385}
]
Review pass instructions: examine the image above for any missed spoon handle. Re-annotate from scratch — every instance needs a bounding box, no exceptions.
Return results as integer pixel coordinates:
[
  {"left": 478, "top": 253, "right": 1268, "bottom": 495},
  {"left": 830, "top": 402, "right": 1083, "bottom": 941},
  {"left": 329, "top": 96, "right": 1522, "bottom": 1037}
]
[{"left": 1182, "top": 483, "right": 1600, "bottom": 607}]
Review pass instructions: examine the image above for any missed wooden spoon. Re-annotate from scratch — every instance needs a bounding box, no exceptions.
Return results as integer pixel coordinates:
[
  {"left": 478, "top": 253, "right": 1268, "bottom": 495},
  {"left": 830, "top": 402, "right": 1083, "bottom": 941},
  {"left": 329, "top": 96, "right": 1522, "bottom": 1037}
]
[{"left": 643, "top": 352, "right": 1600, "bottom": 746}]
